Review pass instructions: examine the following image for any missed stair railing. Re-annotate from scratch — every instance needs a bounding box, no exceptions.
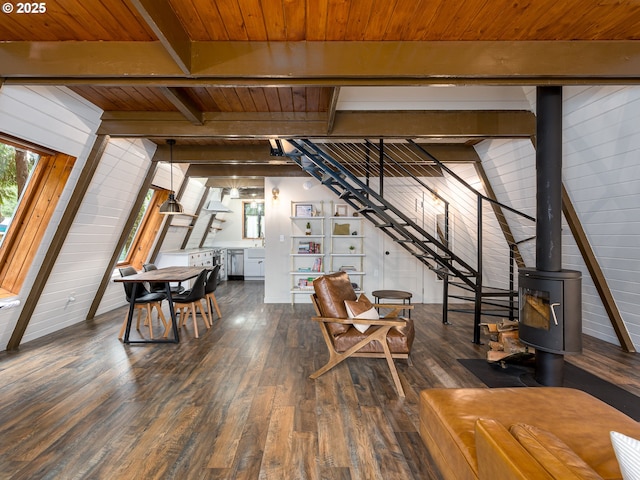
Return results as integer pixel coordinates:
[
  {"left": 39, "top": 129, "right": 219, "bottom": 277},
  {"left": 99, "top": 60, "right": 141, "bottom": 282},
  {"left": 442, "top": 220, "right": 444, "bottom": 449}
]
[{"left": 284, "top": 138, "right": 536, "bottom": 343}]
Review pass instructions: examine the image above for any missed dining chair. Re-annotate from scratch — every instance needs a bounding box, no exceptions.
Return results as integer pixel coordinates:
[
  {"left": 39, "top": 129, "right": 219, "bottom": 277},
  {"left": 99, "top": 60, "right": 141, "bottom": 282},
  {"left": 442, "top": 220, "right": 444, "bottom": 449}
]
[
  {"left": 142, "top": 263, "right": 185, "bottom": 294},
  {"left": 118, "top": 266, "right": 168, "bottom": 340},
  {"left": 170, "top": 269, "right": 210, "bottom": 338},
  {"left": 204, "top": 264, "right": 222, "bottom": 322}
]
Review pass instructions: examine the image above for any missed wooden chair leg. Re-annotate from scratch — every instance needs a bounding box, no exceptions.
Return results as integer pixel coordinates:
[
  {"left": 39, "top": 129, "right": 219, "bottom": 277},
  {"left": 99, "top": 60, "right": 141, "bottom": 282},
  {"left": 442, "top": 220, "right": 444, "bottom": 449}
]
[
  {"left": 310, "top": 325, "right": 406, "bottom": 397},
  {"left": 173, "top": 301, "right": 209, "bottom": 338},
  {"left": 154, "top": 302, "right": 167, "bottom": 329},
  {"left": 136, "top": 308, "right": 143, "bottom": 330},
  {"left": 207, "top": 292, "right": 222, "bottom": 320},
  {"left": 198, "top": 299, "right": 211, "bottom": 328},
  {"left": 190, "top": 302, "right": 199, "bottom": 338},
  {"left": 163, "top": 315, "right": 172, "bottom": 338},
  {"left": 381, "top": 336, "right": 405, "bottom": 397},
  {"left": 118, "top": 314, "right": 128, "bottom": 340},
  {"left": 145, "top": 304, "right": 153, "bottom": 339}
]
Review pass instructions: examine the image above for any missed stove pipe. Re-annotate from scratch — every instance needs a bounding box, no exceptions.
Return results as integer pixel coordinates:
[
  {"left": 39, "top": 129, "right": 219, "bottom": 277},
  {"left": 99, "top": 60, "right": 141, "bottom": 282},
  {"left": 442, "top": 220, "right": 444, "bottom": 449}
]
[{"left": 535, "top": 86, "right": 565, "bottom": 386}]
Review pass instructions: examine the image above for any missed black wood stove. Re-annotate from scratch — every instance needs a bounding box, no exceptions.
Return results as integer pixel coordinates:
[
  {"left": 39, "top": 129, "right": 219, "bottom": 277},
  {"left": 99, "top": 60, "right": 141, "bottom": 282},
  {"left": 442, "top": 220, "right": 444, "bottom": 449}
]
[{"left": 518, "top": 268, "right": 582, "bottom": 384}]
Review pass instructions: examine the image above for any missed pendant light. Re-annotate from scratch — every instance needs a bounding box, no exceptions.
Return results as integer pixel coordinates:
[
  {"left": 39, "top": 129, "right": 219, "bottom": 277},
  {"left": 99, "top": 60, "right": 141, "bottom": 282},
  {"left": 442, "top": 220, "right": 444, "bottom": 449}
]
[{"left": 159, "top": 139, "right": 184, "bottom": 215}]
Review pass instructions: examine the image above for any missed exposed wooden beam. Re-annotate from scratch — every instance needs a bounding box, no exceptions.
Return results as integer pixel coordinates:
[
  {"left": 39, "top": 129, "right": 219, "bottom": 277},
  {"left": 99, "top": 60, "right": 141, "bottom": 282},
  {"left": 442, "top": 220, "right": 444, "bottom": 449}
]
[
  {"left": 127, "top": 0, "right": 192, "bottom": 74},
  {"left": 153, "top": 143, "right": 275, "bottom": 163},
  {"left": 158, "top": 87, "right": 204, "bottom": 125},
  {"left": 186, "top": 164, "right": 307, "bottom": 178},
  {"left": 562, "top": 185, "right": 636, "bottom": 353},
  {"left": 333, "top": 111, "right": 536, "bottom": 137},
  {"left": 3, "top": 41, "right": 640, "bottom": 83},
  {"left": 327, "top": 87, "right": 340, "bottom": 134},
  {"left": 413, "top": 144, "right": 482, "bottom": 163},
  {"left": 99, "top": 110, "right": 535, "bottom": 139},
  {"left": 0, "top": 42, "right": 184, "bottom": 78},
  {"left": 151, "top": 142, "right": 477, "bottom": 165}
]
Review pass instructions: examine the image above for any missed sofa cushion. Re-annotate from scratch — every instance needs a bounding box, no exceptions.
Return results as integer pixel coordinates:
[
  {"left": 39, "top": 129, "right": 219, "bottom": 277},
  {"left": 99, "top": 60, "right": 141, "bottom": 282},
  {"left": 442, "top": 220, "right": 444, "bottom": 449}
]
[
  {"left": 510, "top": 423, "right": 604, "bottom": 480},
  {"left": 610, "top": 431, "right": 640, "bottom": 480},
  {"left": 419, "top": 387, "right": 640, "bottom": 480},
  {"left": 345, "top": 293, "right": 378, "bottom": 333},
  {"left": 475, "top": 418, "right": 554, "bottom": 480},
  {"left": 313, "top": 272, "right": 357, "bottom": 335}
]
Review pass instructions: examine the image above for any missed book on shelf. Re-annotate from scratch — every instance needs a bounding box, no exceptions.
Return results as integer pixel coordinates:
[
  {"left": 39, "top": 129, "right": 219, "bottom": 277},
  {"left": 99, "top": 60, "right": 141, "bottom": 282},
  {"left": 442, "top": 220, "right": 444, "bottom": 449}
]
[
  {"left": 297, "top": 241, "right": 321, "bottom": 254},
  {"left": 312, "top": 257, "right": 323, "bottom": 272}
]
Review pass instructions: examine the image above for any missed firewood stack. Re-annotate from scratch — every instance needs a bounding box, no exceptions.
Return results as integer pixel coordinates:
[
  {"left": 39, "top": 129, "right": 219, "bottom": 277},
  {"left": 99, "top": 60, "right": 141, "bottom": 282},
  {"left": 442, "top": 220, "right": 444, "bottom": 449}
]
[{"left": 480, "top": 320, "right": 534, "bottom": 362}]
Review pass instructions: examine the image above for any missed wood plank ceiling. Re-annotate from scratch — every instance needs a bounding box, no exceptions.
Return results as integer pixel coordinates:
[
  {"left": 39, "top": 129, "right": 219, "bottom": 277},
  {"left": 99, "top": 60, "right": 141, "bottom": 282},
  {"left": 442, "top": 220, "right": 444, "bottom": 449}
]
[{"left": 1, "top": 0, "right": 640, "bottom": 175}]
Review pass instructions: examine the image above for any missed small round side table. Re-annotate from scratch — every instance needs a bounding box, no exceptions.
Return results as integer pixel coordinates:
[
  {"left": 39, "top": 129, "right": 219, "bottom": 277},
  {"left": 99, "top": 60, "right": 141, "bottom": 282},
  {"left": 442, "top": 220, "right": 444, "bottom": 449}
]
[{"left": 371, "top": 289, "right": 412, "bottom": 318}]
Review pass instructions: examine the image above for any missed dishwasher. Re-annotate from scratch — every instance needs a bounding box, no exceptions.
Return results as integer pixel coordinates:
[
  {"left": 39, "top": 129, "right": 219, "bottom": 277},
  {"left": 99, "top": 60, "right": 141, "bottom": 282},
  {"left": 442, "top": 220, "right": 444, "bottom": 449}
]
[{"left": 227, "top": 249, "right": 244, "bottom": 280}]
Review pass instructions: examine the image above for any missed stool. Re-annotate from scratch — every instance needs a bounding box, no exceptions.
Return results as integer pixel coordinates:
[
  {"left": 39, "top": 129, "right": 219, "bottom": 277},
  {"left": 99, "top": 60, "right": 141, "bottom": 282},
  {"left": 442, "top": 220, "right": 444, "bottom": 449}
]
[{"left": 372, "top": 289, "right": 412, "bottom": 318}]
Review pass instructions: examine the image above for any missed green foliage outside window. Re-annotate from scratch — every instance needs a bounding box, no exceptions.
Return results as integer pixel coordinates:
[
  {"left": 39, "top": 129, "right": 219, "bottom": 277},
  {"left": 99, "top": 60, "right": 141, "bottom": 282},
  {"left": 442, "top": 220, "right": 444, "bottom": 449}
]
[
  {"left": 0, "top": 141, "right": 39, "bottom": 242},
  {"left": 119, "top": 189, "right": 154, "bottom": 262}
]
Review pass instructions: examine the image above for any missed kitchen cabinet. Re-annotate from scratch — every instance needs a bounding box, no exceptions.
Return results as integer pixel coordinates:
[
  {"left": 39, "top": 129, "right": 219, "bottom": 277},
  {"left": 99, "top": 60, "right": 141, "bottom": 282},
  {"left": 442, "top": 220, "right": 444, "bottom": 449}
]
[
  {"left": 244, "top": 248, "right": 265, "bottom": 280},
  {"left": 156, "top": 248, "right": 217, "bottom": 286}
]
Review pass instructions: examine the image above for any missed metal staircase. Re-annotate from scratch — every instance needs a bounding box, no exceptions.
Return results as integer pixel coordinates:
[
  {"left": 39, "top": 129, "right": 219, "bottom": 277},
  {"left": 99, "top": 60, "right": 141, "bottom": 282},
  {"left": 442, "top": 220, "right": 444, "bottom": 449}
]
[{"left": 282, "top": 138, "right": 536, "bottom": 343}]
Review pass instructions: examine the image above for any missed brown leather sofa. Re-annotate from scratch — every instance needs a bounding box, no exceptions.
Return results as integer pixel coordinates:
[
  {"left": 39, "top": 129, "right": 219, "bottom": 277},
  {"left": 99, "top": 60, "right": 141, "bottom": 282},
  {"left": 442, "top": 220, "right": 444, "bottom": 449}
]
[{"left": 419, "top": 387, "right": 640, "bottom": 480}]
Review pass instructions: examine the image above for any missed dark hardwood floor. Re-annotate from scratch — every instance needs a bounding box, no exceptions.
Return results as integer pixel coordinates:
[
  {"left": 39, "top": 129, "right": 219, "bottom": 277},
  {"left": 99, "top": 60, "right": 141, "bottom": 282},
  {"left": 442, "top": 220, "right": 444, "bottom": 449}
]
[{"left": 0, "top": 280, "right": 638, "bottom": 479}]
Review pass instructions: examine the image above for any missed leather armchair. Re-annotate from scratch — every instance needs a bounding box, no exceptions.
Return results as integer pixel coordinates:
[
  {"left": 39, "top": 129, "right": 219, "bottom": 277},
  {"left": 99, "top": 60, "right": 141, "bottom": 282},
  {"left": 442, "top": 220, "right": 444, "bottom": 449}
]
[{"left": 310, "top": 271, "right": 415, "bottom": 397}]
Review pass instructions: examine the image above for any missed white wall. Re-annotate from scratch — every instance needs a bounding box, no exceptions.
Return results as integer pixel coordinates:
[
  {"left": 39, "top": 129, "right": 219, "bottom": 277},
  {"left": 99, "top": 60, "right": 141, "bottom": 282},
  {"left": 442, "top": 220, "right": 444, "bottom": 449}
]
[
  {"left": 0, "top": 85, "right": 103, "bottom": 346},
  {"left": 34, "top": 137, "right": 158, "bottom": 334},
  {"left": 478, "top": 86, "right": 640, "bottom": 351},
  {"left": 91, "top": 138, "right": 158, "bottom": 316},
  {"left": 562, "top": 86, "right": 640, "bottom": 349}
]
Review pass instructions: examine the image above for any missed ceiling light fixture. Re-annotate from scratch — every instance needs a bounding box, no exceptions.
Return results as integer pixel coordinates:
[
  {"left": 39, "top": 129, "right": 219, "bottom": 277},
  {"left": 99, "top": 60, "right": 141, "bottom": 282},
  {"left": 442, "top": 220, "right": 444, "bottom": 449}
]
[
  {"left": 159, "top": 139, "right": 184, "bottom": 215},
  {"left": 229, "top": 187, "right": 240, "bottom": 199}
]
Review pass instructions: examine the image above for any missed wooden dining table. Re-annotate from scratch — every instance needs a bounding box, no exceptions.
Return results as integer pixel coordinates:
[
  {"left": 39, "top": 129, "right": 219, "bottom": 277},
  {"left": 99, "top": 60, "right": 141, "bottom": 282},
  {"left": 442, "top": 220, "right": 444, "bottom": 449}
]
[{"left": 113, "top": 266, "right": 208, "bottom": 344}]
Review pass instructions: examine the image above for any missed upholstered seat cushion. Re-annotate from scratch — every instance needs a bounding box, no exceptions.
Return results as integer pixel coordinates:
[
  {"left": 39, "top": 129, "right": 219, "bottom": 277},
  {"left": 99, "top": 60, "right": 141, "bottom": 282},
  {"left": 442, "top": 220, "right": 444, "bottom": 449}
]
[{"left": 332, "top": 319, "right": 415, "bottom": 353}]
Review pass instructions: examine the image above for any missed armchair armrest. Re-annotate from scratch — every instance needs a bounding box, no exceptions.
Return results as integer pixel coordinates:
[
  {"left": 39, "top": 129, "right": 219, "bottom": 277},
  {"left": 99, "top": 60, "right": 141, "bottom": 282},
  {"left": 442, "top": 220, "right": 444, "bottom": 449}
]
[{"left": 311, "top": 315, "right": 407, "bottom": 328}]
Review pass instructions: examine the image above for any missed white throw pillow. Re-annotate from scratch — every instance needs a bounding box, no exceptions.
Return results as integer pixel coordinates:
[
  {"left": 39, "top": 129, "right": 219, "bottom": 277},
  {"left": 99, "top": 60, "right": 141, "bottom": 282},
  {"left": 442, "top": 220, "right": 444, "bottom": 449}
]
[
  {"left": 611, "top": 431, "right": 640, "bottom": 480},
  {"left": 345, "top": 297, "right": 379, "bottom": 333}
]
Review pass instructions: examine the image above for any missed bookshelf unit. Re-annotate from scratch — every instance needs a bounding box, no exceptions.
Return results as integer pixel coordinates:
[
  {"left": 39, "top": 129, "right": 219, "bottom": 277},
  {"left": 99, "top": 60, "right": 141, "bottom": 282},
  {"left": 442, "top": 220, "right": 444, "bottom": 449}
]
[
  {"left": 289, "top": 201, "right": 326, "bottom": 302},
  {"left": 329, "top": 214, "right": 365, "bottom": 293}
]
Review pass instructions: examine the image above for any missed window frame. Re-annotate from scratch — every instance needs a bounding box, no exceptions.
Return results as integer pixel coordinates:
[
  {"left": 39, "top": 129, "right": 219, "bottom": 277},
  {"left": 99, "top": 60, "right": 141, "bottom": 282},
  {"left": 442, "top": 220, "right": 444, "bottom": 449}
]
[
  {"left": 242, "top": 200, "right": 265, "bottom": 239},
  {"left": 117, "top": 188, "right": 169, "bottom": 270},
  {"left": 0, "top": 137, "right": 75, "bottom": 297}
]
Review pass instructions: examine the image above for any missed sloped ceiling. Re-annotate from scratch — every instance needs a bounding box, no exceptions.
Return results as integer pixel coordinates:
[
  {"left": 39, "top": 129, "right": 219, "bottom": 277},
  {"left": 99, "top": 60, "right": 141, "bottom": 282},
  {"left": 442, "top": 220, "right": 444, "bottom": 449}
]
[{"left": 1, "top": 0, "right": 639, "bottom": 181}]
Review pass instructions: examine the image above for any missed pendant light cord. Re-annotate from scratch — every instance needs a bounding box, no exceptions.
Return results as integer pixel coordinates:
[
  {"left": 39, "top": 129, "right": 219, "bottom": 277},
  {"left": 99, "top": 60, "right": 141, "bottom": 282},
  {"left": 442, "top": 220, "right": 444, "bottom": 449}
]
[{"left": 167, "top": 138, "right": 176, "bottom": 194}]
